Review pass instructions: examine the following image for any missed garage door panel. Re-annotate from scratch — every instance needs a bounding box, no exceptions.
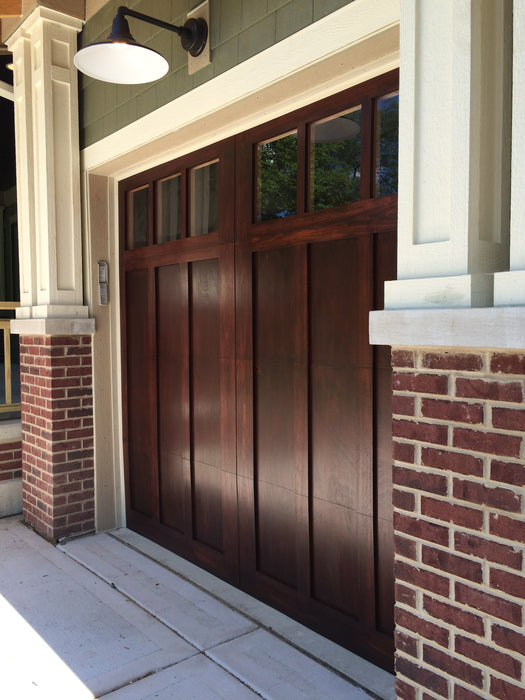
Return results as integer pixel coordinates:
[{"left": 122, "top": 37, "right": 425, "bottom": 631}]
[
  {"left": 125, "top": 268, "right": 156, "bottom": 519},
  {"left": 192, "top": 460, "right": 224, "bottom": 552},
  {"left": 157, "top": 263, "right": 189, "bottom": 533},
  {"left": 311, "top": 497, "right": 366, "bottom": 618}
]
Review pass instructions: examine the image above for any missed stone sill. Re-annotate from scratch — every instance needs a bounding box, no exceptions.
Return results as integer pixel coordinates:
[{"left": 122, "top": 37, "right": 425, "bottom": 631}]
[
  {"left": 0, "top": 419, "right": 22, "bottom": 442},
  {"left": 369, "top": 306, "right": 525, "bottom": 350},
  {"left": 11, "top": 318, "right": 95, "bottom": 336}
]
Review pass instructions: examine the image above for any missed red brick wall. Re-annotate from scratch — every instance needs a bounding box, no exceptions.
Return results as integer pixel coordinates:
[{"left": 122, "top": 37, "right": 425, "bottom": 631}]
[
  {"left": 0, "top": 439, "right": 22, "bottom": 483},
  {"left": 392, "top": 349, "right": 525, "bottom": 699},
  {"left": 20, "top": 335, "right": 94, "bottom": 540}
]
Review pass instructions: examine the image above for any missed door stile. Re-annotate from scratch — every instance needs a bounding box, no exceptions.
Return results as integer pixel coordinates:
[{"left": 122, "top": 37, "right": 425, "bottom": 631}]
[
  {"left": 294, "top": 243, "right": 311, "bottom": 602},
  {"left": 149, "top": 265, "right": 160, "bottom": 520}
]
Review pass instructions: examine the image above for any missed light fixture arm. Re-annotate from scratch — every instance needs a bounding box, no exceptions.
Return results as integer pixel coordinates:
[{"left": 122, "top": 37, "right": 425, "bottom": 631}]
[{"left": 115, "top": 6, "right": 208, "bottom": 58}]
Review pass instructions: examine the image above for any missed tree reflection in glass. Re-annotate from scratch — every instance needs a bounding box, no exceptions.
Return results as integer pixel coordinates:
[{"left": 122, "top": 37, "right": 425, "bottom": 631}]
[
  {"left": 256, "top": 132, "right": 298, "bottom": 222},
  {"left": 310, "top": 107, "right": 361, "bottom": 211}
]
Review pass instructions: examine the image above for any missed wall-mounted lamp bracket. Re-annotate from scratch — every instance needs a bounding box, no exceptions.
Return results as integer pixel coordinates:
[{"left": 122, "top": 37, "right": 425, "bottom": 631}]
[{"left": 74, "top": 5, "right": 209, "bottom": 84}]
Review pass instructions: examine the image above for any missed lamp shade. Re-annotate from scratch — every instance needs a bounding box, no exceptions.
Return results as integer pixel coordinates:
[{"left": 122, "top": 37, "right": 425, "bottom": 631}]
[
  {"left": 74, "top": 41, "right": 168, "bottom": 84},
  {"left": 73, "top": 11, "right": 168, "bottom": 84}
]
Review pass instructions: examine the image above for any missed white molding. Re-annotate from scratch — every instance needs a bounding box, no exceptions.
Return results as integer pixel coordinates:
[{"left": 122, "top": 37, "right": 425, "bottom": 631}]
[
  {"left": 369, "top": 307, "right": 525, "bottom": 350},
  {"left": 81, "top": 0, "right": 400, "bottom": 179}
]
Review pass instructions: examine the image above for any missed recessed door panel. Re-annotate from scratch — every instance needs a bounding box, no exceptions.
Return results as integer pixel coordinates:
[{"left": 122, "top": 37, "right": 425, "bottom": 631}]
[
  {"left": 125, "top": 268, "right": 156, "bottom": 519},
  {"left": 157, "top": 263, "right": 188, "bottom": 534}
]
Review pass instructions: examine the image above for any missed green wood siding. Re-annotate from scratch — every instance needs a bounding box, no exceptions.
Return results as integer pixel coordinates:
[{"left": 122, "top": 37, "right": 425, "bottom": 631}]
[{"left": 79, "top": 0, "right": 354, "bottom": 147}]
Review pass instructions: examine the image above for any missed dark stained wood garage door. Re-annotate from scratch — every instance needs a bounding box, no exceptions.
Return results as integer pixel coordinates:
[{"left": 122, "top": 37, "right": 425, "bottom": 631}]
[{"left": 120, "top": 71, "right": 398, "bottom": 670}]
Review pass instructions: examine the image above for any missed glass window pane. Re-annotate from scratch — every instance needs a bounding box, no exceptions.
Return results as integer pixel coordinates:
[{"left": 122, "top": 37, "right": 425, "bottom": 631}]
[
  {"left": 256, "top": 132, "right": 297, "bottom": 222},
  {"left": 374, "top": 92, "right": 399, "bottom": 197},
  {"left": 156, "top": 174, "right": 181, "bottom": 243},
  {"left": 127, "top": 186, "right": 149, "bottom": 249},
  {"left": 190, "top": 161, "right": 219, "bottom": 237},
  {"left": 310, "top": 107, "right": 361, "bottom": 211}
]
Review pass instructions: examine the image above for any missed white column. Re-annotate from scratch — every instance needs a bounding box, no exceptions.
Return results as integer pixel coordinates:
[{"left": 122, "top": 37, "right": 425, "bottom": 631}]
[
  {"left": 385, "top": 0, "right": 512, "bottom": 310},
  {"left": 494, "top": 2, "right": 525, "bottom": 306},
  {"left": 8, "top": 32, "right": 36, "bottom": 312},
  {"left": 7, "top": 7, "right": 88, "bottom": 321}
]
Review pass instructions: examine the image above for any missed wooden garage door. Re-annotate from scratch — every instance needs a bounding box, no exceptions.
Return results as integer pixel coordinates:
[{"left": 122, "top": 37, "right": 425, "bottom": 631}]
[{"left": 120, "top": 71, "right": 398, "bottom": 670}]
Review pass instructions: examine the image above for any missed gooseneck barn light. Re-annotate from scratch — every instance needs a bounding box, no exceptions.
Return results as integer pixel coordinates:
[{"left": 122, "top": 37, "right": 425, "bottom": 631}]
[{"left": 74, "top": 6, "right": 208, "bottom": 84}]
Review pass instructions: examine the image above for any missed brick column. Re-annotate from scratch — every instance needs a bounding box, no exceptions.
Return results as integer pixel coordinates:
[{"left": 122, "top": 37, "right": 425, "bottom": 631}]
[
  {"left": 20, "top": 335, "right": 94, "bottom": 541},
  {"left": 392, "top": 349, "right": 525, "bottom": 699}
]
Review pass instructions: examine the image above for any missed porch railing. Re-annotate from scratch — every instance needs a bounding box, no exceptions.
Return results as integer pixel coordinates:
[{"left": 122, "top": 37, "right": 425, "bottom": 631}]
[{"left": 0, "top": 302, "right": 21, "bottom": 415}]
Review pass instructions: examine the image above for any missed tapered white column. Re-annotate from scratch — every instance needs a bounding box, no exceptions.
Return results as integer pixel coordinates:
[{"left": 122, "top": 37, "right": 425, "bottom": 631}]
[
  {"left": 385, "top": 0, "right": 512, "bottom": 310},
  {"left": 8, "top": 7, "right": 89, "bottom": 322},
  {"left": 495, "top": 2, "right": 525, "bottom": 305}
]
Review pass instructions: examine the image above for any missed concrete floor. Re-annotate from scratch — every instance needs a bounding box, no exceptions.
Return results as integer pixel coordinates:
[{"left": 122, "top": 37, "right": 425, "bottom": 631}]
[{"left": 0, "top": 516, "right": 395, "bottom": 699}]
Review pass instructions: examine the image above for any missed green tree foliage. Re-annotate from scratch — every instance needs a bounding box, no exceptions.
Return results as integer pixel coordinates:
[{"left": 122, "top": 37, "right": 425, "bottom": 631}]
[
  {"left": 258, "top": 133, "right": 298, "bottom": 221},
  {"left": 312, "top": 111, "right": 361, "bottom": 211}
]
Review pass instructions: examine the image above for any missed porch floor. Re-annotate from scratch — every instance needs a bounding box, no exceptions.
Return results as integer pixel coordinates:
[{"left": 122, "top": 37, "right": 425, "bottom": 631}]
[{"left": 0, "top": 515, "right": 395, "bottom": 699}]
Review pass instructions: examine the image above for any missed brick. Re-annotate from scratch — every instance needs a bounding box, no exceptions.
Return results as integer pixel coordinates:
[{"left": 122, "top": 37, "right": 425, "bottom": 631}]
[
  {"left": 423, "top": 353, "right": 483, "bottom": 372},
  {"left": 423, "top": 595, "right": 484, "bottom": 636},
  {"left": 395, "top": 657, "right": 449, "bottom": 696},
  {"left": 492, "top": 407, "right": 525, "bottom": 432},
  {"left": 395, "top": 560, "right": 450, "bottom": 597},
  {"left": 455, "top": 378, "right": 523, "bottom": 403},
  {"left": 492, "top": 624, "right": 525, "bottom": 657},
  {"left": 49, "top": 336, "right": 80, "bottom": 346},
  {"left": 396, "top": 583, "right": 417, "bottom": 608},
  {"left": 423, "top": 645, "right": 483, "bottom": 688},
  {"left": 395, "top": 533, "right": 418, "bottom": 559},
  {"left": 454, "top": 532, "right": 523, "bottom": 570},
  {"left": 394, "top": 512, "right": 449, "bottom": 546},
  {"left": 421, "top": 398, "right": 483, "bottom": 425},
  {"left": 490, "top": 677, "right": 525, "bottom": 700},
  {"left": 490, "top": 513, "right": 525, "bottom": 545},
  {"left": 455, "top": 582, "right": 522, "bottom": 625},
  {"left": 421, "top": 497, "right": 483, "bottom": 530},
  {"left": 395, "top": 678, "right": 417, "bottom": 700},
  {"left": 453, "top": 479, "right": 521, "bottom": 513},
  {"left": 393, "top": 373, "right": 449, "bottom": 395},
  {"left": 422, "top": 546, "right": 482, "bottom": 583},
  {"left": 393, "top": 419, "right": 448, "bottom": 445},
  {"left": 490, "top": 353, "right": 525, "bottom": 375},
  {"left": 394, "top": 466, "right": 448, "bottom": 495},
  {"left": 395, "top": 629, "right": 418, "bottom": 657},
  {"left": 421, "top": 448, "right": 484, "bottom": 477},
  {"left": 392, "top": 350, "right": 415, "bottom": 368},
  {"left": 393, "top": 395, "right": 416, "bottom": 416},
  {"left": 393, "top": 489, "right": 416, "bottom": 512},
  {"left": 490, "top": 568, "right": 525, "bottom": 599},
  {"left": 454, "top": 684, "right": 487, "bottom": 700},
  {"left": 491, "top": 460, "right": 525, "bottom": 488},
  {"left": 67, "top": 509, "right": 95, "bottom": 525},
  {"left": 455, "top": 635, "right": 521, "bottom": 680},
  {"left": 67, "top": 489, "right": 95, "bottom": 504},
  {"left": 453, "top": 428, "right": 522, "bottom": 459},
  {"left": 396, "top": 608, "right": 449, "bottom": 648},
  {"left": 393, "top": 441, "right": 416, "bottom": 464}
]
